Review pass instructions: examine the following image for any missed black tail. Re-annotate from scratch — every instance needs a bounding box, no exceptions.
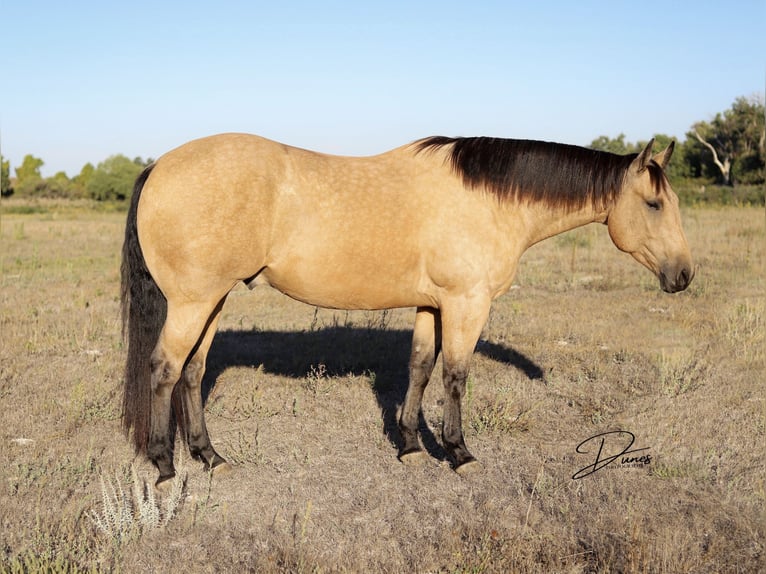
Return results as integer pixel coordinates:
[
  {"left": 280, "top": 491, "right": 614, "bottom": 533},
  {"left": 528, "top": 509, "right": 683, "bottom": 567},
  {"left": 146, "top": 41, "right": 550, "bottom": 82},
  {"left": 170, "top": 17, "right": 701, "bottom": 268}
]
[{"left": 121, "top": 165, "right": 166, "bottom": 455}]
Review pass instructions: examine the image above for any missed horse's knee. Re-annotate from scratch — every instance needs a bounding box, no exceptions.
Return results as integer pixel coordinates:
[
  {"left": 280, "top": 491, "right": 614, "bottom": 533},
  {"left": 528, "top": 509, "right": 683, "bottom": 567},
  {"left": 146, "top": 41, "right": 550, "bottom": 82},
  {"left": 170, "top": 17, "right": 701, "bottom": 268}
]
[
  {"left": 182, "top": 358, "right": 206, "bottom": 389},
  {"left": 408, "top": 356, "right": 435, "bottom": 386},
  {"left": 150, "top": 350, "right": 183, "bottom": 393},
  {"left": 443, "top": 365, "right": 469, "bottom": 397}
]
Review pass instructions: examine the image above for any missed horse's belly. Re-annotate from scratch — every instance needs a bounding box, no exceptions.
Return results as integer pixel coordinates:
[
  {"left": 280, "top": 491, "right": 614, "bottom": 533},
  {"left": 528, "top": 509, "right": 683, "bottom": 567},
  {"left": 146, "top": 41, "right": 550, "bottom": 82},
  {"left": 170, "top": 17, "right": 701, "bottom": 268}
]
[{"left": 258, "top": 263, "right": 435, "bottom": 311}]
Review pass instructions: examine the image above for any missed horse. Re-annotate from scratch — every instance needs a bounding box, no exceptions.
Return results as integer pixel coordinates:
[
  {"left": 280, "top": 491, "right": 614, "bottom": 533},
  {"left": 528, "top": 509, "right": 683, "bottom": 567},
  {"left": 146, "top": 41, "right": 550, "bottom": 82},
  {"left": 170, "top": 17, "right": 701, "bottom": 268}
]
[{"left": 120, "top": 133, "right": 694, "bottom": 487}]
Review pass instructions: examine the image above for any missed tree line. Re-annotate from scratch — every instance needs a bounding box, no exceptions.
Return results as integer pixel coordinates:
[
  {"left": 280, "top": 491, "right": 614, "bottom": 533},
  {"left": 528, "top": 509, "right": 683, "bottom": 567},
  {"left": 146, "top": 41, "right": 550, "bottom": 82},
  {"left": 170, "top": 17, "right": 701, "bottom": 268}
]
[
  {"left": 1, "top": 154, "right": 152, "bottom": 201},
  {"left": 2, "top": 95, "right": 763, "bottom": 204}
]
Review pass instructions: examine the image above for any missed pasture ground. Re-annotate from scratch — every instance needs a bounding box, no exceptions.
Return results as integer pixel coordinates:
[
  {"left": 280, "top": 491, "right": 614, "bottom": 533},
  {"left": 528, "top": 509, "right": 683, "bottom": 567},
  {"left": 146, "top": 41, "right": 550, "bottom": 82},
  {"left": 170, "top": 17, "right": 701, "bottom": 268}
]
[{"left": 0, "top": 200, "right": 763, "bottom": 573}]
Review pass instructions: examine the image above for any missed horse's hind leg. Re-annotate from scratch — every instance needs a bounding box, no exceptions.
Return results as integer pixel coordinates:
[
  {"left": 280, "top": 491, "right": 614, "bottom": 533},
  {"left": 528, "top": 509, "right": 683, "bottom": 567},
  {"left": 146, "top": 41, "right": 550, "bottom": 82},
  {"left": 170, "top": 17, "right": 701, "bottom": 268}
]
[
  {"left": 178, "top": 297, "right": 229, "bottom": 474},
  {"left": 398, "top": 307, "right": 441, "bottom": 464},
  {"left": 148, "top": 298, "right": 226, "bottom": 486}
]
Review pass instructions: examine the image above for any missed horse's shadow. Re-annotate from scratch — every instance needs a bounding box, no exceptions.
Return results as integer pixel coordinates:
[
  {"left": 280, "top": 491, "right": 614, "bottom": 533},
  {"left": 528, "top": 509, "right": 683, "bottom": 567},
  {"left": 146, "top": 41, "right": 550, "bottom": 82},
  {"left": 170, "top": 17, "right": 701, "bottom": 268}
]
[{"left": 203, "top": 326, "right": 543, "bottom": 460}]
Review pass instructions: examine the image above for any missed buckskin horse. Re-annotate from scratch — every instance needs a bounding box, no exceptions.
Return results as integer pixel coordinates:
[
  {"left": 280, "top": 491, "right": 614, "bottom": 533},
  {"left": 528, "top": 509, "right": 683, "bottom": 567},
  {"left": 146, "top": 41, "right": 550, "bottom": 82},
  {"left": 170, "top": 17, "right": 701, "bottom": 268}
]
[{"left": 120, "top": 133, "right": 693, "bottom": 486}]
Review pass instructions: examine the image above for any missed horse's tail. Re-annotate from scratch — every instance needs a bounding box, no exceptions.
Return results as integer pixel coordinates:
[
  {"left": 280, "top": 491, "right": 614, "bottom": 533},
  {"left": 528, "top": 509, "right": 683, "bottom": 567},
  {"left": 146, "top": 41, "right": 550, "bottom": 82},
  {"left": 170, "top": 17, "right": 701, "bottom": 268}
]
[{"left": 120, "top": 164, "right": 166, "bottom": 455}]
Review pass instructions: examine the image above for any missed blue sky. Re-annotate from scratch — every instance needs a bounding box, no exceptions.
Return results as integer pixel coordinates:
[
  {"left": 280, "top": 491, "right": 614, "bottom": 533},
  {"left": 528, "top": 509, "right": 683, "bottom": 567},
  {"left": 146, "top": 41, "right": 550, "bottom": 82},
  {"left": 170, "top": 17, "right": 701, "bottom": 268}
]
[{"left": 1, "top": 0, "right": 763, "bottom": 177}]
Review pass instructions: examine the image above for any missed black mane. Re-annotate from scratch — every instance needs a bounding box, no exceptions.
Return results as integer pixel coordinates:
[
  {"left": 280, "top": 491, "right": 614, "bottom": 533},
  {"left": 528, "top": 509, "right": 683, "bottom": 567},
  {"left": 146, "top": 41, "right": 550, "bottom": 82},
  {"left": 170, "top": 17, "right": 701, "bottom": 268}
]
[{"left": 415, "top": 136, "right": 654, "bottom": 211}]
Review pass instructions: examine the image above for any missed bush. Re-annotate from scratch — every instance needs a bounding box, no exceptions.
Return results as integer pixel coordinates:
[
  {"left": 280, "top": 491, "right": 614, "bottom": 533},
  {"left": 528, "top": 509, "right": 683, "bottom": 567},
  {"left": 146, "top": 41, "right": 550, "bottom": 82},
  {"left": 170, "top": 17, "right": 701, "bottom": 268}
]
[
  {"left": 86, "top": 155, "right": 144, "bottom": 201},
  {"left": 12, "top": 175, "right": 83, "bottom": 199},
  {"left": 675, "top": 182, "right": 765, "bottom": 206}
]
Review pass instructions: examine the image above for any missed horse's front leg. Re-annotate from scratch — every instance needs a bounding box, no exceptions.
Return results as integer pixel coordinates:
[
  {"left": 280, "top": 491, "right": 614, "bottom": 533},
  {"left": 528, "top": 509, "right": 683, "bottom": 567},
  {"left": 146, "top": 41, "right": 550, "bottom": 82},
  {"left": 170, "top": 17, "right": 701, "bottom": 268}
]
[
  {"left": 398, "top": 307, "right": 442, "bottom": 464},
  {"left": 439, "top": 296, "right": 490, "bottom": 474}
]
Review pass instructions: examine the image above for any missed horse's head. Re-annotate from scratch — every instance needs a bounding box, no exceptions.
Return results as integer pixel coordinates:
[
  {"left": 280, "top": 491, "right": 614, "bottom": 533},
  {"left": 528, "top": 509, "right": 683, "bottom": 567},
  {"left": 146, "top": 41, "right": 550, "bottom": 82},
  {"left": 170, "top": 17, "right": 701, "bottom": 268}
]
[{"left": 607, "top": 139, "right": 694, "bottom": 293}]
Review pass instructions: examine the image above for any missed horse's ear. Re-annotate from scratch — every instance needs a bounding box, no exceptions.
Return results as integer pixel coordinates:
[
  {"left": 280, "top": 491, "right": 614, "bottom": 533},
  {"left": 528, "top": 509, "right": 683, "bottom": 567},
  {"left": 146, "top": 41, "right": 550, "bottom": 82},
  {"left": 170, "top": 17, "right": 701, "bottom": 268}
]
[
  {"left": 631, "top": 138, "right": 655, "bottom": 174},
  {"left": 652, "top": 140, "right": 675, "bottom": 170}
]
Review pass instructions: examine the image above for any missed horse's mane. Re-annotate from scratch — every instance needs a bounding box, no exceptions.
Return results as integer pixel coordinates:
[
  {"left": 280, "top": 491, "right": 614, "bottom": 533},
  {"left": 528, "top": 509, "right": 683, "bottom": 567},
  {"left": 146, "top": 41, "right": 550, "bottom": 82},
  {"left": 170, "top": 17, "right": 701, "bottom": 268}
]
[{"left": 415, "top": 136, "right": 666, "bottom": 211}]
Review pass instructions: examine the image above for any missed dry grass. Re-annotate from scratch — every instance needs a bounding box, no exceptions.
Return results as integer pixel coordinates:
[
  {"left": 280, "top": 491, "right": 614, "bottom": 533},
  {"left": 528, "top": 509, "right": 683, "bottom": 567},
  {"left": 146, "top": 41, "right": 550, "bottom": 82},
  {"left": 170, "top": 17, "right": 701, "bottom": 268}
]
[{"left": 0, "top": 199, "right": 763, "bottom": 573}]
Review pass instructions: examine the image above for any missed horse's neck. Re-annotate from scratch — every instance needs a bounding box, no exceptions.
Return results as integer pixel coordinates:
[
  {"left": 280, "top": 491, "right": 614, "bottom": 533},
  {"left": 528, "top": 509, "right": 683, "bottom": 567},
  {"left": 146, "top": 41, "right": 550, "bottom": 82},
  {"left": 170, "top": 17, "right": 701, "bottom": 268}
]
[{"left": 520, "top": 201, "right": 609, "bottom": 248}]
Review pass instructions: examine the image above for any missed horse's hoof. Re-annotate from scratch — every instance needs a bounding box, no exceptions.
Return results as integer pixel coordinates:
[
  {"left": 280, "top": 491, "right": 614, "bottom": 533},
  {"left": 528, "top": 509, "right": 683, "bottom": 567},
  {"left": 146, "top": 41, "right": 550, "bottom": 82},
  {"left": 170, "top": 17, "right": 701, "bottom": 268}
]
[
  {"left": 455, "top": 459, "right": 483, "bottom": 476},
  {"left": 399, "top": 450, "right": 429, "bottom": 466},
  {"left": 211, "top": 461, "right": 233, "bottom": 476},
  {"left": 154, "top": 474, "right": 176, "bottom": 492}
]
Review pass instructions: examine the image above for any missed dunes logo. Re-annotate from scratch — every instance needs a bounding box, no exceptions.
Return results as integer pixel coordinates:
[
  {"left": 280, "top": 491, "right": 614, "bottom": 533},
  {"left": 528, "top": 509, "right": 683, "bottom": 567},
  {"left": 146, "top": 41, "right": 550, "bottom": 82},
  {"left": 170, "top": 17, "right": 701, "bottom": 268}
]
[{"left": 572, "top": 430, "right": 652, "bottom": 479}]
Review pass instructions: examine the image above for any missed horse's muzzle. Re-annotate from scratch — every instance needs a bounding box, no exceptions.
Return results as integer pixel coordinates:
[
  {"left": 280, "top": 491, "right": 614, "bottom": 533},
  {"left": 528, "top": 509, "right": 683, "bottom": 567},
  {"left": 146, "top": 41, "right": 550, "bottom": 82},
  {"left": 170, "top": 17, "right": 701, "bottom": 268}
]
[{"left": 659, "top": 265, "right": 694, "bottom": 293}]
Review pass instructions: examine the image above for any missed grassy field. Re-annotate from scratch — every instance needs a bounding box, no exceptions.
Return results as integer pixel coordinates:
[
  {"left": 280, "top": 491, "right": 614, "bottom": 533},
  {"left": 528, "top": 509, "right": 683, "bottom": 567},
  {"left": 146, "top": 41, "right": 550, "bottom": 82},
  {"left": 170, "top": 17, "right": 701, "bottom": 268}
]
[{"left": 0, "top": 199, "right": 763, "bottom": 573}]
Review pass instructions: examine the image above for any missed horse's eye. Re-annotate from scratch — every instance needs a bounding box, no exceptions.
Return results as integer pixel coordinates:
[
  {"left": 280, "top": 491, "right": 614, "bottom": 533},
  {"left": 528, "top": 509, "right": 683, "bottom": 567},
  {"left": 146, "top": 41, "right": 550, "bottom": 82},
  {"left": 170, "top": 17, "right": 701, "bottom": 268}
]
[{"left": 646, "top": 200, "right": 661, "bottom": 211}]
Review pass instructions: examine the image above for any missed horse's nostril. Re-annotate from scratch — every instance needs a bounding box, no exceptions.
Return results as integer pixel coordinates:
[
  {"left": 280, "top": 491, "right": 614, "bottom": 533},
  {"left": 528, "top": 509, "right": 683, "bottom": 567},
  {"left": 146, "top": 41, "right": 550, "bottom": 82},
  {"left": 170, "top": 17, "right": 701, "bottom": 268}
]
[{"left": 679, "top": 269, "right": 689, "bottom": 286}]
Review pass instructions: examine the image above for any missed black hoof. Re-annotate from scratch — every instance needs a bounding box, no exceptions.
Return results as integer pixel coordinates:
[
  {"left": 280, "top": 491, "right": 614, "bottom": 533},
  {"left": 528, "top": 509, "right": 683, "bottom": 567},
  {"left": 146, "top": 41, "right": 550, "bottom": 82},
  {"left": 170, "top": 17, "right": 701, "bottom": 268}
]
[
  {"left": 155, "top": 472, "right": 176, "bottom": 490},
  {"left": 203, "top": 452, "right": 229, "bottom": 472}
]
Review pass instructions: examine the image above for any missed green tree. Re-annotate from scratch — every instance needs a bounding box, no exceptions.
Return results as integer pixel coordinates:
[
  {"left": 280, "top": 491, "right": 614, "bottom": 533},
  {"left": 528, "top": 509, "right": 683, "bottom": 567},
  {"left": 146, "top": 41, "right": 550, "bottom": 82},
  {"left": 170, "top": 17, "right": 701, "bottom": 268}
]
[
  {"left": 14, "top": 154, "right": 44, "bottom": 183},
  {"left": 688, "top": 95, "right": 765, "bottom": 185},
  {"left": 10, "top": 155, "right": 82, "bottom": 198},
  {"left": 133, "top": 156, "right": 153, "bottom": 168},
  {"left": 13, "top": 155, "right": 46, "bottom": 196},
  {"left": 1, "top": 156, "right": 12, "bottom": 197},
  {"left": 44, "top": 171, "right": 76, "bottom": 198},
  {"left": 87, "top": 155, "right": 143, "bottom": 201},
  {"left": 71, "top": 163, "right": 95, "bottom": 197},
  {"left": 589, "top": 133, "right": 640, "bottom": 155}
]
